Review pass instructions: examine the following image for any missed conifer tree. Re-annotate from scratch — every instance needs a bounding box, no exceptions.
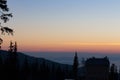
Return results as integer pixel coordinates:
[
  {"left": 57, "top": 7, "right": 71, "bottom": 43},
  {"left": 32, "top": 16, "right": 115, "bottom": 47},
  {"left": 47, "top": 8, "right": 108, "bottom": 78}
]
[
  {"left": 32, "top": 58, "right": 39, "bottom": 80},
  {"left": 9, "top": 41, "right": 14, "bottom": 52},
  {"left": 109, "top": 64, "right": 118, "bottom": 80},
  {"left": 73, "top": 52, "right": 79, "bottom": 80},
  {"left": 22, "top": 56, "right": 29, "bottom": 80},
  {"left": 0, "top": 54, "right": 4, "bottom": 79},
  {"left": 6, "top": 41, "right": 18, "bottom": 80},
  {"left": 51, "top": 64, "right": 56, "bottom": 80},
  {"left": 40, "top": 60, "right": 49, "bottom": 80},
  {"left": 56, "top": 66, "right": 64, "bottom": 80},
  {"left": 14, "top": 41, "right": 17, "bottom": 53}
]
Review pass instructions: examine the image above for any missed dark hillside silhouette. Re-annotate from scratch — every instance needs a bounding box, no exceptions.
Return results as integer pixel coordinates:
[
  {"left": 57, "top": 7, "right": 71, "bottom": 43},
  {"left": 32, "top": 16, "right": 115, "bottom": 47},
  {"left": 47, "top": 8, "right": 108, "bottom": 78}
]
[
  {"left": 0, "top": 49, "right": 73, "bottom": 80},
  {"left": 0, "top": 48, "right": 119, "bottom": 80}
]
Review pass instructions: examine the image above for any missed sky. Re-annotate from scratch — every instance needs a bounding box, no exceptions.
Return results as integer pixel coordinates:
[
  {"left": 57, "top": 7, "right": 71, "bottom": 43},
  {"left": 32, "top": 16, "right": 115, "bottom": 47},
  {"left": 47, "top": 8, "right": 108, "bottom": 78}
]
[{"left": 2, "top": 0, "right": 120, "bottom": 53}]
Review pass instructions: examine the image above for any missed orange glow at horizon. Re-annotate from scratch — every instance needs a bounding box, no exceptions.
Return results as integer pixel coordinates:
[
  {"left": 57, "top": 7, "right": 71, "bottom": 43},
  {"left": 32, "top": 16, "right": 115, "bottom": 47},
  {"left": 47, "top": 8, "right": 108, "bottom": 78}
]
[
  {"left": 12, "top": 42, "right": 120, "bottom": 53},
  {"left": 2, "top": 35, "right": 120, "bottom": 53},
  {"left": 6, "top": 0, "right": 120, "bottom": 54}
]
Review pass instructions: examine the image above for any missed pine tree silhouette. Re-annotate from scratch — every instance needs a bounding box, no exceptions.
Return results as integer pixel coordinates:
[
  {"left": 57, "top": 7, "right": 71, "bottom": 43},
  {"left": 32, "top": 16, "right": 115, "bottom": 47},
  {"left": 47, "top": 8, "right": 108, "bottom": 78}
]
[
  {"left": 73, "top": 52, "right": 79, "bottom": 80},
  {"left": 22, "top": 56, "right": 30, "bottom": 80},
  {"left": 31, "top": 58, "right": 39, "bottom": 80},
  {"left": 14, "top": 41, "right": 17, "bottom": 53},
  {"left": 0, "top": 54, "right": 4, "bottom": 79},
  {"left": 56, "top": 66, "right": 64, "bottom": 80},
  {"left": 109, "top": 64, "right": 118, "bottom": 80},
  {"left": 6, "top": 41, "right": 18, "bottom": 80}
]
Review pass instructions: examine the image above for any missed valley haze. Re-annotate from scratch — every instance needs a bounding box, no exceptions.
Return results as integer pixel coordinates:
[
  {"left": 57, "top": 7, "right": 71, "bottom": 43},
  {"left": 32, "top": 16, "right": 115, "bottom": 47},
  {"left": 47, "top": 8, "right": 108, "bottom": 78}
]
[{"left": 24, "top": 51, "right": 120, "bottom": 67}]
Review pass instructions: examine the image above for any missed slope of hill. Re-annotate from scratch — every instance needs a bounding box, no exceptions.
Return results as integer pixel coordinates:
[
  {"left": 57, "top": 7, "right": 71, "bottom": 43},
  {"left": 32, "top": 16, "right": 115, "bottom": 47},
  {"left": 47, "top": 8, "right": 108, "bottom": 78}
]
[{"left": 0, "top": 50, "right": 72, "bottom": 71}]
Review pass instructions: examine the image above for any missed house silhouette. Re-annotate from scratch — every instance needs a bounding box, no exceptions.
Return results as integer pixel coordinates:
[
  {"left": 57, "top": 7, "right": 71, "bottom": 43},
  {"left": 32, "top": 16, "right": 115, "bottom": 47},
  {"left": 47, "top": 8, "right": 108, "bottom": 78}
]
[{"left": 85, "top": 57, "right": 110, "bottom": 80}]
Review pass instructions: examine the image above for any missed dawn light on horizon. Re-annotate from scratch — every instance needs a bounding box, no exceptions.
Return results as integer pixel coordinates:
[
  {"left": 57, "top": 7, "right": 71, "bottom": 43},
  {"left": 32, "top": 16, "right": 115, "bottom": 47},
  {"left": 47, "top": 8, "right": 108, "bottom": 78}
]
[
  {"left": 1, "top": 1, "right": 120, "bottom": 80},
  {"left": 2, "top": 0, "right": 120, "bottom": 53}
]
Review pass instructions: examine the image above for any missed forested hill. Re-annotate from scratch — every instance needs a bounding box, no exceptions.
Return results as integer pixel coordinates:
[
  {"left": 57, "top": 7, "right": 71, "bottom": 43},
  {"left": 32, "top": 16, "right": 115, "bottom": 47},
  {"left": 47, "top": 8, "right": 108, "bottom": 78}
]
[
  {"left": 0, "top": 50, "right": 72, "bottom": 69},
  {"left": 0, "top": 50, "right": 73, "bottom": 80}
]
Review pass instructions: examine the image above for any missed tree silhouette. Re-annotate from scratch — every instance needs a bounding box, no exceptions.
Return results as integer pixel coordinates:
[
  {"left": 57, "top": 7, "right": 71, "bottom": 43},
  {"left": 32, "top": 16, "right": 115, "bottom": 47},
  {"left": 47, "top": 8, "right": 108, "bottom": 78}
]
[
  {"left": 0, "top": 54, "right": 4, "bottom": 79},
  {"left": 5, "top": 41, "right": 18, "bottom": 80},
  {"left": 0, "top": 0, "right": 13, "bottom": 47},
  {"left": 22, "top": 56, "right": 30, "bottom": 80},
  {"left": 8, "top": 41, "right": 14, "bottom": 52},
  {"left": 109, "top": 63, "right": 118, "bottom": 80},
  {"left": 56, "top": 66, "right": 64, "bottom": 80},
  {"left": 40, "top": 60, "right": 50, "bottom": 80},
  {"left": 14, "top": 41, "right": 17, "bottom": 53},
  {"left": 31, "top": 58, "right": 39, "bottom": 80},
  {"left": 73, "top": 52, "right": 79, "bottom": 80}
]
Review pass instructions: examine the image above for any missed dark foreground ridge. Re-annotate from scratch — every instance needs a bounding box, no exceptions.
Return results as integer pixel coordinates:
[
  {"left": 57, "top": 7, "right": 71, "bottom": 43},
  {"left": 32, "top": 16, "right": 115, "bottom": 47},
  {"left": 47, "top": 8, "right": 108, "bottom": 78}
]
[
  {"left": 0, "top": 50, "right": 73, "bottom": 80},
  {"left": 0, "top": 50, "right": 119, "bottom": 80}
]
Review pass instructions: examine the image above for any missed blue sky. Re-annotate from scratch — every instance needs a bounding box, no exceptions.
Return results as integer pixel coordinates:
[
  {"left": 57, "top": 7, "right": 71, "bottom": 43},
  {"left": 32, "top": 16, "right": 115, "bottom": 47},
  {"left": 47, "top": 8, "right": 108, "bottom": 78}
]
[{"left": 4, "top": 0, "right": 120, "bottom": 52}]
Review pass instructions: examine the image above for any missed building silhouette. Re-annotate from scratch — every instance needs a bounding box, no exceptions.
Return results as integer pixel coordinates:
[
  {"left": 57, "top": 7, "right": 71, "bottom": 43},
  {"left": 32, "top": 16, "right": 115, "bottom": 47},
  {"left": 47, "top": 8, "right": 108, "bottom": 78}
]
[{"left": 85, "top": 57, "right": 110, "bottom": 80}]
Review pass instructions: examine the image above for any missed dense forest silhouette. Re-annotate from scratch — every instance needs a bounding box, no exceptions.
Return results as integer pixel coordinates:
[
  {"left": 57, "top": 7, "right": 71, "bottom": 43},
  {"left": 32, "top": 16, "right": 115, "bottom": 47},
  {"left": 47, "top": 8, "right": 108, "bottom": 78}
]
[
  {"left": 0, "top": 42, "right": 73, "bottom": 80},
  {"left": 0, "top": 42, "right": 119, "bottom": 80}
]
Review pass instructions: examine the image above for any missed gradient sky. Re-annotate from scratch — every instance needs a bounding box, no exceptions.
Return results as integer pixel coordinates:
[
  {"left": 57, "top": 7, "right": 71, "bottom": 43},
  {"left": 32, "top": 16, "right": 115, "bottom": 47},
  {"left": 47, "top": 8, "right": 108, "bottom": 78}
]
[{"left": 2, "top": 0, "right": 120, "bottom": 53}]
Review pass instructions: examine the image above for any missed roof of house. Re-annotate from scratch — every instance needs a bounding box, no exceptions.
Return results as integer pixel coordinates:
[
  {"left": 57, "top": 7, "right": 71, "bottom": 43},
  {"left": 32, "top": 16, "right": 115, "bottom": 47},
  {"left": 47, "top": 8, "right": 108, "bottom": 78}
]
[{"left": 85, "top": 57, "right": 110, "bottom": 66}]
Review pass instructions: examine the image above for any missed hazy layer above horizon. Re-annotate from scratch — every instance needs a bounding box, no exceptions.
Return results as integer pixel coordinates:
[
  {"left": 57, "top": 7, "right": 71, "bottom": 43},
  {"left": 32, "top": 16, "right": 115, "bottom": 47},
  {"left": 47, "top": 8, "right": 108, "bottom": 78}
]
[{"left": 24, "top": 51, "right": 120, "bottom": 67}]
